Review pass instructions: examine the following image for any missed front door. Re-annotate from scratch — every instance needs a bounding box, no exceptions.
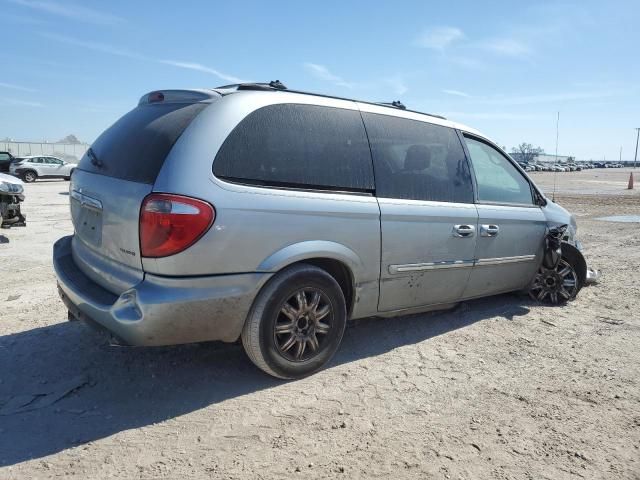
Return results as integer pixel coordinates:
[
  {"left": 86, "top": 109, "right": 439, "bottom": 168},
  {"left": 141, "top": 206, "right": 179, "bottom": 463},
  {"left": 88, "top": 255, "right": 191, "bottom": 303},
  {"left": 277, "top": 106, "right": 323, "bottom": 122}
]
[
  {"left": 46, "top": 157, "right": 65, "bottom": 176},
  {"left": 462, "top": 135, "right": 546, "bottom": 298},
  {"left": 359, "top": 107, "right": 478, "bottom": 312}
]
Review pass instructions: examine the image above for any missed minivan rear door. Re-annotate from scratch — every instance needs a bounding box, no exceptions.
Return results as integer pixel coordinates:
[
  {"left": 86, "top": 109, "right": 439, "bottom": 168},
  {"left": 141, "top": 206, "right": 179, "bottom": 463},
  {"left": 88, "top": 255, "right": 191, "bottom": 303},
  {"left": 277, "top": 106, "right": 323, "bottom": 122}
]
[
  {"left": 70, "top": 90, "right": 216, "bottom": 294},
  {"left": 360, "top": 108, "right": 478, "bottom": 312}
]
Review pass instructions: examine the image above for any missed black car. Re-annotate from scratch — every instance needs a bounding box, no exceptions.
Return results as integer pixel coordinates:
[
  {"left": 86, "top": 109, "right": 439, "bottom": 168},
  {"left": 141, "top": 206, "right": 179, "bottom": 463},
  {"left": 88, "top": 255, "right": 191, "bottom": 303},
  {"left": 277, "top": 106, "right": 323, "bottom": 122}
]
[{"left": 0, "top": 151, "right": 16, "bottom": 173}]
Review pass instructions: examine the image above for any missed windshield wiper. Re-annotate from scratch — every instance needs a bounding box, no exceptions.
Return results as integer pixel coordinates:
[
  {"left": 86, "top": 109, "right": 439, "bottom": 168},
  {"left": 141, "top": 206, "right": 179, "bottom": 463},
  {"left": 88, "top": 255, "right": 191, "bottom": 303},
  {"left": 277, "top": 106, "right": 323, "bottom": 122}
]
[{"left": 87, "top": 148, "right": 103, "bottom": 168}]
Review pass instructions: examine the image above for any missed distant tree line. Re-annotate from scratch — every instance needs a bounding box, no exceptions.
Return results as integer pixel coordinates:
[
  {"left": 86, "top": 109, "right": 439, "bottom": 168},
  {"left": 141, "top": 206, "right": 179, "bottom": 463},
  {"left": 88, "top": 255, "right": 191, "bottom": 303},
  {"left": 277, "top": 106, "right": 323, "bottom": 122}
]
[{"left": 511, "top": 143, "right": 544, "bottom": 163}]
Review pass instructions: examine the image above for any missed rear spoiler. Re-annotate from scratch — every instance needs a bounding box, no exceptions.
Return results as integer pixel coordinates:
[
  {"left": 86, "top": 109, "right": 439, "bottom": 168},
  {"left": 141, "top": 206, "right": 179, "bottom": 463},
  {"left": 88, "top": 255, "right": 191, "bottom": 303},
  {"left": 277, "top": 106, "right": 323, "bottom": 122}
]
[{"left": 138, "top": 89, "right": 220, "bottom": 106}]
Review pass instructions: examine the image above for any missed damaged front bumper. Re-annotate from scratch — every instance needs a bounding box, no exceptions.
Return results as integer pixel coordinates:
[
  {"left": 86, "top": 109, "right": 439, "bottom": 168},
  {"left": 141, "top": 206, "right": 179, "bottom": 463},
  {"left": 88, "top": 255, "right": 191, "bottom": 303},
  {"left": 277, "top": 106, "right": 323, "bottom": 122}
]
[
  {"left": 0, "top": 193, "right": 26, "bottom": 227},
  {"left": 585, "top": 267, "right": 600, "bottom": 285},
  {"left": 565, "top": 234, "right": 599, "bottom": 285}
]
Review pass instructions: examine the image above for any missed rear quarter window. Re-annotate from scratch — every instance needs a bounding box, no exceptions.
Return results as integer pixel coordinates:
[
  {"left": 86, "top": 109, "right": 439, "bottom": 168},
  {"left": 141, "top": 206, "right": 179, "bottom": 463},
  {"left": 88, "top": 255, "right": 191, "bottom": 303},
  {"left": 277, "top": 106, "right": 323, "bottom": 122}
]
[
  {"left": 362, "top": 113, "right": 474, "bottom": 203},
  {"left": 79, "top": 102, "right": 207, "bottom": 184},
  {"left": 213, "top": 103, "right": 375, "bottom": 193}
]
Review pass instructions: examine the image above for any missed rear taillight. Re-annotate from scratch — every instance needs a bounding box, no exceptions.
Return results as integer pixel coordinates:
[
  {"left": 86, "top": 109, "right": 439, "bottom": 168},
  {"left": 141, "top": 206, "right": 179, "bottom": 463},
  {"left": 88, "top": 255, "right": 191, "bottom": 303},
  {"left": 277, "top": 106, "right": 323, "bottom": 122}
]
[{"left": 140, "top": 194, "right": 215, "bottom": 258}]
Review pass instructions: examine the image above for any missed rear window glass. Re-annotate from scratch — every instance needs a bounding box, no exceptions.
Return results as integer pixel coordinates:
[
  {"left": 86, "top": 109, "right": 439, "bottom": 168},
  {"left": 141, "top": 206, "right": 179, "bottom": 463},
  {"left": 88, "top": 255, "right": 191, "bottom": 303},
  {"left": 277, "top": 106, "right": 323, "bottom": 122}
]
[
  {"left": 362, "top": 113, "right": 474, "bottom": 203},
  {"left": 213, "top": 103, "right": 374, "bottom": 192},
  {"left": 79, "top": 102, "right": 207, "bottom": 184}
]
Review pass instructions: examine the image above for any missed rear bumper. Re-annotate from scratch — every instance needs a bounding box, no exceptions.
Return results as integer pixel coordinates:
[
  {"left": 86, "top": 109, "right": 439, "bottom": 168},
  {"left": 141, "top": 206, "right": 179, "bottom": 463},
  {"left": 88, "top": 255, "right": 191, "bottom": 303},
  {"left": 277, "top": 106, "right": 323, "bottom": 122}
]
[{"left": 53, "top": 235, "right": 272, "bottom": 346}]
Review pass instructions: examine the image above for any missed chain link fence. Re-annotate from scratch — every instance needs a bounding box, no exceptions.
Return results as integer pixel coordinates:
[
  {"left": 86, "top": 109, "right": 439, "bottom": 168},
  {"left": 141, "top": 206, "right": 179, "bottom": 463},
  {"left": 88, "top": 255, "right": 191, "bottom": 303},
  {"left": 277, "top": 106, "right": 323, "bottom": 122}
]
[{"left": 0, "top": 141, "right": 89, "bottom": 162}]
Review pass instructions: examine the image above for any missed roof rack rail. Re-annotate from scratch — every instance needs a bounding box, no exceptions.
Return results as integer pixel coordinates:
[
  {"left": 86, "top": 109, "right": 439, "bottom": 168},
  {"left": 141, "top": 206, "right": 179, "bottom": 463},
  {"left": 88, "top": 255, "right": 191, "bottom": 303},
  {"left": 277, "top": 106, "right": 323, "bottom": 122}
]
[
  {"left": 233, "top": 80, "right": 288, "bottom": 92},
  {"left": 377, "top": 100, "right": 406, "bottom": 110},
  {"left": 268, "top": 80, "right": 287, "bottom": 90},
  {"left": 215, "top": 83, "right": 447, "bottom": 120}
]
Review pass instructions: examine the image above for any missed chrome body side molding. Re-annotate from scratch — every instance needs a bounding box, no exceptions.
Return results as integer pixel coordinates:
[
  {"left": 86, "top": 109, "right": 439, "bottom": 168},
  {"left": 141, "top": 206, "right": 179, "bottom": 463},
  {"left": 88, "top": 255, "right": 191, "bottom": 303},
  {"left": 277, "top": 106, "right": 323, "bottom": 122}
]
[{"left": 389, "top": 254, "right": 536, "bottom": 274}]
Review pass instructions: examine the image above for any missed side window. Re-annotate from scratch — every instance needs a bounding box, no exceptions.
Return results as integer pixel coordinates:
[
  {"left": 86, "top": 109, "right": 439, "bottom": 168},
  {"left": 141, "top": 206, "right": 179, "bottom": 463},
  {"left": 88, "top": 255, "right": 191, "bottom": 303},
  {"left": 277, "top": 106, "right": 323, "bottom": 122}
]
[
  {"left": 213, "top": 104, "right": 374, "bottom": 192},
  {"left": 361, "top": 113, "right": 474, "bottom": 203},
  {"left": 464, "top": 136, "right": 533, "bottom": 205},
  {"left": 0, "top": 154, "right": 9, "bottom": 162},
  {"left": 50, "top": 158, "right": 63, "bottom": 165}
]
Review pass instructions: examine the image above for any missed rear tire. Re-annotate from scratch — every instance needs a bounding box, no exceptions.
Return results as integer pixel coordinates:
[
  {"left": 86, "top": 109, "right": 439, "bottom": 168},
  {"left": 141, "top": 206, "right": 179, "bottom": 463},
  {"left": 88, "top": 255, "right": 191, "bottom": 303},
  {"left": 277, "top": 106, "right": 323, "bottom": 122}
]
[
  {"left": 22, "top": 170, "right": 37, "bottom": 183},
  {"left": 242, "top": 263, "right": 347, "bottom": 379}
]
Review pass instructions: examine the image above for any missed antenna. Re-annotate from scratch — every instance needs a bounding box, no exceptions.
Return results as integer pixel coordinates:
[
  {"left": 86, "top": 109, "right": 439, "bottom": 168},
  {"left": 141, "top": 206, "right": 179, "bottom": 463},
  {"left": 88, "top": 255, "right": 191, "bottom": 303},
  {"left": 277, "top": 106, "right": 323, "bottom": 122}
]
[
  {"left": 634, "top": 128, "right": 640, "bottom": 169},
  {"left": 552, "top": 111, "right": 559, "bottom": 202}
]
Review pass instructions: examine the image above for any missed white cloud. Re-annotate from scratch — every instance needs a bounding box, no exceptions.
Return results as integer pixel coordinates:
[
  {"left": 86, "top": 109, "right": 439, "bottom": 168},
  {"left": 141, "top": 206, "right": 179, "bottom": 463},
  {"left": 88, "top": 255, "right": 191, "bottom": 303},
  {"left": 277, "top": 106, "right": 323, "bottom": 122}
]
[
  {"left": 303, "top": 63, "right": 354, "bottom": 88},
  {"left": 480, "top": 38, "right": 532, "bottom": 57},
  {"left": 160, "top": 61, "right": 247, "bottom": 84},
  {"left": 443, "top": 111, "right": 542, "bottom": 121},
  {"left": 443, "top": 89, "right": 470, "bottom": 98},
  {"left": 384, "top": 75, "right": 408, "bottom": 96},
  {"left": 40, "top": 33, "right": 245, "bottom": 84},
  {"left": 478, "top": 90, "right": 622, "bottom": 106},
  {"left": 9, "top": 0, "right": 124, "bottom": 26},
  {"left": 0, "top": 98, "right": 44, "bottom": 107},
  {"left": 414, "top": 26, "right": 464, "bottom": 50},
  {"left": 3, "top": 12, "right": 48, "bottom": 25},
  {"left": 0, "top": 82, "right": 37, "bottom": 93},
  {"left": 40, "top": 33, "right": 146, "bottom": 60},
  {"left": 449, "top": 56, "right": 484, "bottom": 69}
]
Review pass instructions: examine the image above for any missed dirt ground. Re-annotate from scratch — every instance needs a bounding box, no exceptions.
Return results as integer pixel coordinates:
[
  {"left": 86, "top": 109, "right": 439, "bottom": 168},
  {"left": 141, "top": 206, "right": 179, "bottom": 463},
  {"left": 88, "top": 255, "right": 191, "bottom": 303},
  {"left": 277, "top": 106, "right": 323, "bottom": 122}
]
[{"left": 1, "top": 169, "right": 639, "bottom": 479}]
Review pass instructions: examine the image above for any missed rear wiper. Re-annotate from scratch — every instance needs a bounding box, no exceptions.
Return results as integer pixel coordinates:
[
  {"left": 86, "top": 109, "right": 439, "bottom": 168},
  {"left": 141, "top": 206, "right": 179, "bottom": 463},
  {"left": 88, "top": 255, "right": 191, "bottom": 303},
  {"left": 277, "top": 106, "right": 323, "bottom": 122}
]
[{"left": 87, "top": 148, "right": 103, "bottom": 168}]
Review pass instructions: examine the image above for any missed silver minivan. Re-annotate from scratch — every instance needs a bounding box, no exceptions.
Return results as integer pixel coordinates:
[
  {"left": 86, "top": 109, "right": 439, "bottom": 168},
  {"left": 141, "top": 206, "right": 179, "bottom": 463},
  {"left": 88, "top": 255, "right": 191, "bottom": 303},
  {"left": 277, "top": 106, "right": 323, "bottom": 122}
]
[{"left": 53, "top": 83, "right": 587, "bottom": 379}]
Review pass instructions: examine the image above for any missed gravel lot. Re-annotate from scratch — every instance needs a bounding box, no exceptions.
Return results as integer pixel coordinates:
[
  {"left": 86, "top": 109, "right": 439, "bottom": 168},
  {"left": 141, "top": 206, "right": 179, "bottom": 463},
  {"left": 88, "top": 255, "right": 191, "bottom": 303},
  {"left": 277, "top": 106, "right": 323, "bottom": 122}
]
[{"left": 1, "top": 169, "right": 639, "bottom": 479}]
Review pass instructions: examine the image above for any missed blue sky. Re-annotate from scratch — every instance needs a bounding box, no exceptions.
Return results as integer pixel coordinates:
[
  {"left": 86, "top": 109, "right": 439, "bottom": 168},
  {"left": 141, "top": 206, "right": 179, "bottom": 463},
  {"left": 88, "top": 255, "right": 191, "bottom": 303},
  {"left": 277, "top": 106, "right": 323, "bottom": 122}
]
[{"left": 2, "top": 0, "right": 639, "bottom": 160}]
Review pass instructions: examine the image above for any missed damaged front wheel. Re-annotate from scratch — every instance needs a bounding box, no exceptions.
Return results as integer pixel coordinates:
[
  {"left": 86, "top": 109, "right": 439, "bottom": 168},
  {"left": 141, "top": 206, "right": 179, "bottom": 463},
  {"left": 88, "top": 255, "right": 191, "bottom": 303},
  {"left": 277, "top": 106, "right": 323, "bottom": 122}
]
[{"left": 529, "top": 258, "right": 579, "bottom": 304}]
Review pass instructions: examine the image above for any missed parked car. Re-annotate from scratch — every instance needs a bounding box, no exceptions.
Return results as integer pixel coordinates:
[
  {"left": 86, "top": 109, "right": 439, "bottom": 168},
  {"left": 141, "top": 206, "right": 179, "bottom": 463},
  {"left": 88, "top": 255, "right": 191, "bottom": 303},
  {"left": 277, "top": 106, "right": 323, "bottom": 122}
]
[
  {"left": 0, "top": 172, "right": 26, "bottom": 227},
  {"left": 9, "top": 155, "right": 77, "bottom": 182},
  {"left": 0, "top": 151, "right": 16, "bottom": 174},
  {"left": 53, "top": 84, "right": 589, "bottom": 379}
]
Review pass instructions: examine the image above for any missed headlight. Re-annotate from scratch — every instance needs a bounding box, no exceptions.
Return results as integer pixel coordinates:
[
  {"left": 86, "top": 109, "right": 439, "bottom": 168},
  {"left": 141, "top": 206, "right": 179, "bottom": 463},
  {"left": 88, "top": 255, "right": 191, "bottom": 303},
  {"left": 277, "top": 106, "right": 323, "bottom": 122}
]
[{"left": 0, "top": 181, "right": 23, "bottom": 194}]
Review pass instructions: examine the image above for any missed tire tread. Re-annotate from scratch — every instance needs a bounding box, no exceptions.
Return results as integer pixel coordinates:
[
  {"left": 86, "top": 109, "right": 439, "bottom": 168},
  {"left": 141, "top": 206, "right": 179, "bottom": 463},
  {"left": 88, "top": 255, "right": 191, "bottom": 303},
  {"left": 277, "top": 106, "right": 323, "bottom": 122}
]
[{"left": 241, "top": 263, "right": 345, "bottom": 379}]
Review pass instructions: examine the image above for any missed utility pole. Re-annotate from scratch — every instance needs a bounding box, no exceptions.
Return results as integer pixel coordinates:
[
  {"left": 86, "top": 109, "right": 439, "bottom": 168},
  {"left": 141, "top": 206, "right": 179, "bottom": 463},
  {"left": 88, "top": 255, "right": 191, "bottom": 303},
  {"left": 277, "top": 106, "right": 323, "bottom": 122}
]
[
  {"left": 634, "top": 128, "right": 639, "bottom": 169},
  {"left": 552, "top": 112, "right": 560, "bottom": 201}
]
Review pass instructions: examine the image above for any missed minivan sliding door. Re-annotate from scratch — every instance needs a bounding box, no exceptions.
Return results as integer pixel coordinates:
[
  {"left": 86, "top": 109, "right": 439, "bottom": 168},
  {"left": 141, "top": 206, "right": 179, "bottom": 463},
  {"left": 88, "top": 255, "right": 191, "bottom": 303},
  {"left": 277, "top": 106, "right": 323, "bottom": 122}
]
[{"left": 360, "top": 109, "right": 478, "bottom": 312}]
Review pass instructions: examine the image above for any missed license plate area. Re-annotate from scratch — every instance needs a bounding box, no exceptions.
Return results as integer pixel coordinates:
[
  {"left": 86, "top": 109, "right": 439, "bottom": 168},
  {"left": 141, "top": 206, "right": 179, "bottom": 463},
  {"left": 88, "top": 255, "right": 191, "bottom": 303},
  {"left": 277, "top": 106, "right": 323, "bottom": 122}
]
[{"left": 71, "top": 191, "right": 103, "bottom": 247}]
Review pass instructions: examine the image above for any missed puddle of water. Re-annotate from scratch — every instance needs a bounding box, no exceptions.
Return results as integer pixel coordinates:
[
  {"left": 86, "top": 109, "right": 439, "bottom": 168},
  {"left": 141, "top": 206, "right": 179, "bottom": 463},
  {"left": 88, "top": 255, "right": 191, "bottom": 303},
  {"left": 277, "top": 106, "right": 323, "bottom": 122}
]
[{"left": 596, "top": 215, "right": 640, "bottom": 223}]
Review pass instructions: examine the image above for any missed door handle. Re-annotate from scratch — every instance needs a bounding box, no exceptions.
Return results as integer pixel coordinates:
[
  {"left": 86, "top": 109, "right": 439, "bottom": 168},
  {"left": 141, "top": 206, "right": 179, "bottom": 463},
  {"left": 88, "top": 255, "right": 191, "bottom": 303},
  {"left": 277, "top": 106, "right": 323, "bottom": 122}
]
[
  {"left": 480, "top": 224, "right": 500, "bottom": 237},
  {"left": 453, "top": 224, "right": 476, "bottom": 238}
]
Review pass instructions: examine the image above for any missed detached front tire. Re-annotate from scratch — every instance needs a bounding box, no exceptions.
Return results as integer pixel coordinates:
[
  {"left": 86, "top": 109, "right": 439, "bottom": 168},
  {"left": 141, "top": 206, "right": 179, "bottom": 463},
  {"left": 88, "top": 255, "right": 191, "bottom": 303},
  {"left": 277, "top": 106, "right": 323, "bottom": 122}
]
[
  {"left": 529, "top": 244, "right": 587, "bottom": 304},
  {"left": 242, "top": 263, "right": 347, "bottom": 379}
]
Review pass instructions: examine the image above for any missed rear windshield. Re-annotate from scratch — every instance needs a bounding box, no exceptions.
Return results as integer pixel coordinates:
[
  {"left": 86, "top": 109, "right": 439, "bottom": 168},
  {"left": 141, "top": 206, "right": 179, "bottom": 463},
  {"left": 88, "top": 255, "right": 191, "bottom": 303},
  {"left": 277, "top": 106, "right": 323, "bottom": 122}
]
[{"left": 78, "top": 102, "right": 207, "bottom": 184}]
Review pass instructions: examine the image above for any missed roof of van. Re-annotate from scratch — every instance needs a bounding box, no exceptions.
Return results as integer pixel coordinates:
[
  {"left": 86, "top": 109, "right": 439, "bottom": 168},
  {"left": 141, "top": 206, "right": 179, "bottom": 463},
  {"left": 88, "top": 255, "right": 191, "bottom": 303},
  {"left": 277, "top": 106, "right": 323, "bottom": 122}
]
[{"left": 211, "top": 82, "right": 485, "bottom": 138}]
